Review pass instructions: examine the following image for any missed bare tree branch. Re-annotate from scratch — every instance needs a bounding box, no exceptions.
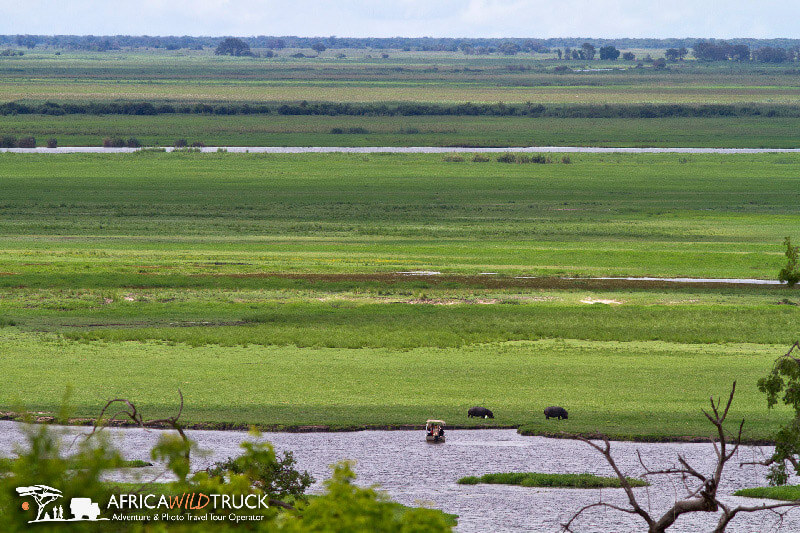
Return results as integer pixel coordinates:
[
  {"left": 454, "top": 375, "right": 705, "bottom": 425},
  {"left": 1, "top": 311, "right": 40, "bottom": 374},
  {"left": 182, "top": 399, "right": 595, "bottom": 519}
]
[
  {"left": 782, "top": 340, "right": 800, "bottom": 366},
  {"left": 562, "top": 382, "right": 800, "bottom": 532},
  {"left": 561, "top": 501, "right": 639, "bottom": 532},
  {"left": 714, "top": 500, "right": 800, "bottom": 533},
  {"left": 741, "top": 454, "right": 800, "bottom": 470},
  {"left": 88, "top": 390, "right": 189, "bottom": 457},
  {"left": 571, "top": 434, "right": 655, "bottom": 528}
]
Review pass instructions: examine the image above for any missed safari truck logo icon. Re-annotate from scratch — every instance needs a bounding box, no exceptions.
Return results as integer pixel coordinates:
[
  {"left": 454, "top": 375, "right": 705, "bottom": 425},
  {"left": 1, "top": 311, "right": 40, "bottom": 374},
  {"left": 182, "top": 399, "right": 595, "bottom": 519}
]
[
  {"left": 70, "top": 498, "right": 102, "bottom": 521},
  {"left": 15, "top": 485, "right": 108, "bottom": 523}
]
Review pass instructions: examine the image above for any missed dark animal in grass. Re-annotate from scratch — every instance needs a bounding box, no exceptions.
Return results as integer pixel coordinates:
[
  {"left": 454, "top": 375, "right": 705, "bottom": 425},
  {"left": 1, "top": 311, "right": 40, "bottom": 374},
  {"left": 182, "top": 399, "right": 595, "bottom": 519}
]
[
  {"left": 544, "top": 406, "right": 568, "bottom": 420},
  {"left": 468, "top": 406, "right": 494, "bottom": 419}
]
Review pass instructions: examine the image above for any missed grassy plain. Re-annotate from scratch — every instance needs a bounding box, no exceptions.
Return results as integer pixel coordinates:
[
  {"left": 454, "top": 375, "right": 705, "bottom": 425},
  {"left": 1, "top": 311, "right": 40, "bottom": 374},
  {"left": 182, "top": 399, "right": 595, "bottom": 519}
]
[
  {"left": 5, "top": 114, "right": 800, "bottom": 148},
  {"left": 0, "top": 152, "right": 798, "bottom": 280},
  {"left": 0, "top": 330, "right": 793, "bottom": 439},
  {"left": 0, "top": 152, "right": 797, "bottom": 439},
  {"left": 3, "top": 52, "right": 800, "bottom": 104},
  {"left": 3, "top": 51, "right": 800, "bottom": 147}
]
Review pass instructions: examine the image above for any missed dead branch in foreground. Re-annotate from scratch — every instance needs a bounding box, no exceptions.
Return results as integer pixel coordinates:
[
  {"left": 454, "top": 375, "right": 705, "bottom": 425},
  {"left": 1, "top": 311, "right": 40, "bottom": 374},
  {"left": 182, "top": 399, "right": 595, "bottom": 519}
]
[
  {"left": 89, "top": 389, "right": 189, "bottom": 456},
  {"left": 562, "top": 382, "right": 800, "bottom": 533}
]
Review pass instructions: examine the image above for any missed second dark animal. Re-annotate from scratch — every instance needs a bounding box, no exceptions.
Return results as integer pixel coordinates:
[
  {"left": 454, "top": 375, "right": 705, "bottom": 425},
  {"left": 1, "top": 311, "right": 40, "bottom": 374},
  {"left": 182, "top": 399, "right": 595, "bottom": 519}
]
[
  {"left": 544, "top": 406, "right": 568, "bottom": 420},
  {"left": 468, "top": 406, "right": 494, "bottom": 419}
]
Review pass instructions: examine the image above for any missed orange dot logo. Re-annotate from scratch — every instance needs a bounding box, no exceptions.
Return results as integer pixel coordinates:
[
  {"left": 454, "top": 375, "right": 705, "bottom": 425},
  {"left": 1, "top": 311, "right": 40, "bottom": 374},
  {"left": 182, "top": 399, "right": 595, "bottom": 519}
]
[{"left": 21, "top": 501, "right": 29, "bottom": 511}]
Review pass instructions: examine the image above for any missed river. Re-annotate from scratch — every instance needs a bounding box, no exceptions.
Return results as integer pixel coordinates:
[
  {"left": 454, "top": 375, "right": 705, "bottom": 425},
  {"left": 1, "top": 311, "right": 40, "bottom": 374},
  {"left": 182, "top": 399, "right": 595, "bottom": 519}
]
[
  {"left": 1, "top": 422, "right": 797, "bottom": 532},
  {"left": 2, "top": 146, "right": 800, "bottom": 154}
]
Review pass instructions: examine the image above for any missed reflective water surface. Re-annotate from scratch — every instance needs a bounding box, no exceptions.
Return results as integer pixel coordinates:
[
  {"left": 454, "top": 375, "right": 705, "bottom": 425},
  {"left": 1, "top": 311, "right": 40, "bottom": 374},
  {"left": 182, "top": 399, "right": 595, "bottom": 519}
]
[
  {"left": 3, "top": 146, "right": 800, "bottom": 154},
  {"left": 1, "top": 422, "right": 797, "bottom": 532}
]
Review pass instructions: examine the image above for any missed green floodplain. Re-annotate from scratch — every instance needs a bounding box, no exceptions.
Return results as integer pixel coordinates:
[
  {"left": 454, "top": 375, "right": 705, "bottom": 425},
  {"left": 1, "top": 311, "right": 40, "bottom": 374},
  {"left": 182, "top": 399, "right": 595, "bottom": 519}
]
[
  {"left": 3, "top": 50, "right": 800, "bottom": 147},
  {"left": 0, "top": 151, "right": 798, "bottom": 440},
  {"left": 1, "top": 49, "right": 800, "bottom": 442}
]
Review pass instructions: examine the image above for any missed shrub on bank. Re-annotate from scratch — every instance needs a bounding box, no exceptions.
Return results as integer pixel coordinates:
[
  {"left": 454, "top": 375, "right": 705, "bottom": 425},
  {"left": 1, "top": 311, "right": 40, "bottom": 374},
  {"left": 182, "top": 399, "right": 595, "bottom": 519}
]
[
  {"left": 0, "top": 135, "right": 17, "bottom": 148},
  {"left": 46, "top": 138, "right": 58, "bottom": 148},
  {"left": 330, "top": 127, "right": 370, "bottom": 134},
  {"left": 102, "top": 137, "right": 125, "bottom": 148},
  {"left": 16, "top": 136, "right": 36, "bottom": 148},
  {"left": 497, "top": 153, "right": 551, "bottom": 164}
]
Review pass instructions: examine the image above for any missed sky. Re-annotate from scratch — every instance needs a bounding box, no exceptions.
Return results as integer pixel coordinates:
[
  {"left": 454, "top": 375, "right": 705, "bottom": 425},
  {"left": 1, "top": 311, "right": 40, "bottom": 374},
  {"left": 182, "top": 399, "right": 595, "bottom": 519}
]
[{"left": 2, "top": 0, "right": 799, "bottom": 38}]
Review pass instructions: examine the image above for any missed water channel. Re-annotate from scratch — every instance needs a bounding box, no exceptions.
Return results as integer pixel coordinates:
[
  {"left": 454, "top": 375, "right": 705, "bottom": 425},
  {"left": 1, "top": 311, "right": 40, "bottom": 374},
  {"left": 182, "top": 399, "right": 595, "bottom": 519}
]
[{"left": 1, "top": 422, "right": 797, "bottom": 532}]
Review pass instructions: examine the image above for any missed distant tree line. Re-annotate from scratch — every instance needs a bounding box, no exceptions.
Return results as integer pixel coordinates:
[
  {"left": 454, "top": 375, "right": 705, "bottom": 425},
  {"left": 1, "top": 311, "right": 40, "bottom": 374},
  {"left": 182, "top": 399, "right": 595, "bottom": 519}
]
[
  {"left": 4, "top": 34, "right": 800, "bottom": 54},
  {"left": 693, "top": 40, "right": 798, "bottom": 62},
  {"left": 4, "top": 100, "right": 800, "bottom": 119}
]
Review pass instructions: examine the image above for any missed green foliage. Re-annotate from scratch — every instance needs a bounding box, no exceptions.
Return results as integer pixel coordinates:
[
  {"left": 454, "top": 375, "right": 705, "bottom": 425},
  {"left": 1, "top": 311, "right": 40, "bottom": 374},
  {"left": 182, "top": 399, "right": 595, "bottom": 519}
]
[
  {"left": 457, "top": 472, "right": 648, "bottom": 488},
  {"left": 0, "top": 414, "right": 446, "bottom": 531},
  {"left": 207, "top": 435, "right": 314, "bottom": 502},
  {"left": 599, "top": 46, "right": 620, "bottom": 61},
  {"left": 215, "top": 37, "right": 252, "bottom": 57},
  {"left": 779, "top": 237, "right": 800, "bottom": 286},
  {"left": 102, "top": 136, "right": 125, "bottom": 148},
  {"left": 281, "top": 462, "right": 453, "bottom": 532},
  {"left": 0, "top": 421, "right": 123, "bottom": 531},
  {"left": 150, "top": 433, "right": 195, "bottom": 482},
  {"left": 16, "top": 136, "right": 36, "bottom": 148},
  {"left": 0, "top": 135, "right": 17, "bottom": 147},
  {"left": 758, "top": 343, "right": 800, "bottom": 485}
]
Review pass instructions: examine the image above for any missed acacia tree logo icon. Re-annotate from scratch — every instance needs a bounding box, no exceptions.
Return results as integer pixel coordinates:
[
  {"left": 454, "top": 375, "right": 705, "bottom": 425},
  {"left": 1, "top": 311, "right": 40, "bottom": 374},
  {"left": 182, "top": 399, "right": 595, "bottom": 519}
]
[
  {"left": 15, "top": 485, "right": 63, "bottom": 522},
  {"left": 15, "top": 485, "right": 106, "bottom": 523}
]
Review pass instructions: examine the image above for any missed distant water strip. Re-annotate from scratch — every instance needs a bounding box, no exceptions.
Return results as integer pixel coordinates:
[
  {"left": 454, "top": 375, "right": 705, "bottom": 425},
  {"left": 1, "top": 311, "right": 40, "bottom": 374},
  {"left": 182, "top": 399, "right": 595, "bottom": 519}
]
[{"left": 3, "top": 146, "right": 800, "bottom": 154}]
